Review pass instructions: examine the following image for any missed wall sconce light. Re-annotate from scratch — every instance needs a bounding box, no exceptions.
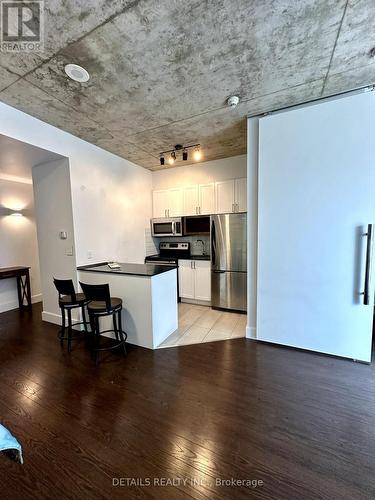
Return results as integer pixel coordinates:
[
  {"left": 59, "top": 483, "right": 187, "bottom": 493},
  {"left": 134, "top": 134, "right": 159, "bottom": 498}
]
[
  {"left": 159, "top": 143, "right": 201, "bottom": 167},
  {"left": 10, "top": 211, "right": 23, "bottom": 217}
]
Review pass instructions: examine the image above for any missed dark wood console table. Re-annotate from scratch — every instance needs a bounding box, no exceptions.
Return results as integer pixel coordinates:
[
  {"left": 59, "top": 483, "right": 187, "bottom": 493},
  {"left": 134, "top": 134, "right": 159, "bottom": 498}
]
[{"left": 0, "top": 267, "right": 32, "bottom": 309}]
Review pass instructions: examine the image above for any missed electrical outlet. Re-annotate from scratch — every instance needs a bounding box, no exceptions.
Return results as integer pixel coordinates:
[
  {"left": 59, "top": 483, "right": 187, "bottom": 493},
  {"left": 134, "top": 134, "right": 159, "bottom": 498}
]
[
  {"left": 66, "top": 247, "right": 73, "bottom": 256},
  {"left": 87, "top": 250, "right": 93, "bottom": 259}
]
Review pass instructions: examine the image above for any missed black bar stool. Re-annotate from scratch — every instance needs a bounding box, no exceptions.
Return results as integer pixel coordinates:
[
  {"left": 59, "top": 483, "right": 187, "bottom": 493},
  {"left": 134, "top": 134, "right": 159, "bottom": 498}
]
[
  {"left": 79, "top": 282, "right": 127, "bottom": 365},
  {"left": 53, "top": 278, "right": 90, "bottom": 352}
]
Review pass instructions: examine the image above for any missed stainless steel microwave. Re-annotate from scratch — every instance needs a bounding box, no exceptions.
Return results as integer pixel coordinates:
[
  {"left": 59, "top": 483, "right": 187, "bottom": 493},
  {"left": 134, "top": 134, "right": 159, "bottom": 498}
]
[{"left": 151, "top": 218, "right": 183, "bottom": 237}]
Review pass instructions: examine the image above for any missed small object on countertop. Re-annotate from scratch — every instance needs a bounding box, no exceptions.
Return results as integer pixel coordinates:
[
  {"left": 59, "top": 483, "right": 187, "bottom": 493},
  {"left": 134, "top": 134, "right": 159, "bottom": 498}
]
[
  {"left": 107, "top": 262, "right": 121, "bottom": 269},
  {"left": 0, "top": 423, "right": 23, "bottom": 464}
]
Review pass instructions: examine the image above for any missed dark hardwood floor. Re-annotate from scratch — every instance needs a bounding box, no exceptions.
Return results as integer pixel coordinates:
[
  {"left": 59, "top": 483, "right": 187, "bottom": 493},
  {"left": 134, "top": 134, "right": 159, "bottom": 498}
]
[{"left": 0, "top": 303, "right": 375, "bottom": 499}]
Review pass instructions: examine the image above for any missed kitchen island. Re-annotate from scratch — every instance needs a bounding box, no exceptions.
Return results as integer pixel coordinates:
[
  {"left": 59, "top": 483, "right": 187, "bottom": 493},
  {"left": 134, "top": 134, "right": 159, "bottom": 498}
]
[{"left": 78, "top": 262, "right": 177, "bottom": 349}]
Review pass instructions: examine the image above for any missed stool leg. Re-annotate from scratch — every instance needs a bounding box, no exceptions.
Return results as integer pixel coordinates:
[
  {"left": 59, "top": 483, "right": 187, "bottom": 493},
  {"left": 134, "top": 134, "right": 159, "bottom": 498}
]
[
  {"left": 88, "top": 313, "right": 95, "bottom": 356},
  {"left": 67, "top": 308, "right": 73, "bottom": 353},
  {"left": 113, "top": 313, "right": 120, "bottom": 342},
  {"left": 118, "top": 309, "right": 127, "bottom": 356},
  {"left": 60, "top": 307, "right": 65, "bottom": 345},
  {"left": 94, "top": 316, "right": 100, "bottom": 366},
  {"left": 82, "top": 305, "right": 88, "bottom": 333}
]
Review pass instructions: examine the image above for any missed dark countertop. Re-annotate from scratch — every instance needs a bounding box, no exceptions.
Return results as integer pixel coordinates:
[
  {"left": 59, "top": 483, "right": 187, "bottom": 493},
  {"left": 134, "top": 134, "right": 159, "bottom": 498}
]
[
  {"left": 77, "top": 262, "right": 176, "bottom": 277},
  {"left": 189, "top": 255, "right": 211, "bottom": 261}
]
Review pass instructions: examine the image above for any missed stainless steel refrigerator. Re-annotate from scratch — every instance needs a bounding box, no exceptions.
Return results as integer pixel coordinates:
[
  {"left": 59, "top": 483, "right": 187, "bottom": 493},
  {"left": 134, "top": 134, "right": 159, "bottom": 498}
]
[{"left": 211, "top": 213, "right": 247, "bottom": 312}]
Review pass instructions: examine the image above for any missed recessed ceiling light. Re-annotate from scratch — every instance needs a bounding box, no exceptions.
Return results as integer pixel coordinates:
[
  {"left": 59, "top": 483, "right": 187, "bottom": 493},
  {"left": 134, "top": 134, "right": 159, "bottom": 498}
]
[{"left": 64, "top": 63, "right": 90, "bottom": 83}]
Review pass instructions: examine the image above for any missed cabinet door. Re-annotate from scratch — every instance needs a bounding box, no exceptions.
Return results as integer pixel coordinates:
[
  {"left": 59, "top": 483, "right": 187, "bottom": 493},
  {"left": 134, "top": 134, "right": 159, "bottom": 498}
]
[
  {"left": 199, "top": 183, "right": 215, "bottom": 215},
  {"left": 168, "top": 188, "right": 183, "bottom": 217},
  {"left": 183, "top": 186, "right": 199, "bottom": 216},
  {"left": 194, "top": 261, "right": 211, "bottom": 301},
  {"left": 178, "top": 260, "right": 195, "bottom": 299},
  {"left": 215, "top": 180, "right": 235, "bottom": 214},
  {"left": 153, "top": 190, "right": 169, "bottom": 218},
  {"left": 235, "top": 178, "right": 247, "bottom": 212}
]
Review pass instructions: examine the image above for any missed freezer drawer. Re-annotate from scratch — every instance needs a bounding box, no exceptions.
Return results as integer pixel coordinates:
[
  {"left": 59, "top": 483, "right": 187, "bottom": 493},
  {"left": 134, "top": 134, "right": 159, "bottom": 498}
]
[{"left": 211, "top": 271, "right": 247, "bottom": 312}]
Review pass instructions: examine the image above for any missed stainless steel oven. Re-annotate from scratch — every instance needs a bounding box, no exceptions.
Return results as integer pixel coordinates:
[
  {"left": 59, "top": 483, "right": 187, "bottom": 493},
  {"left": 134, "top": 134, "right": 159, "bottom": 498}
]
[{"left": 151, "top": 218, "right": 183, "bottom": 237}]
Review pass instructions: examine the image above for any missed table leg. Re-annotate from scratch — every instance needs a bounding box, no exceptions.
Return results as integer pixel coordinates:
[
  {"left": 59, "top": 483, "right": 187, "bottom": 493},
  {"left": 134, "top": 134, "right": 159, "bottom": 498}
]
[
  {"left": 25, "top": 270, "right": 32, "bottom": 308},
  {"left": 16, "top": 276, "right": 22, "bottom": 308}
]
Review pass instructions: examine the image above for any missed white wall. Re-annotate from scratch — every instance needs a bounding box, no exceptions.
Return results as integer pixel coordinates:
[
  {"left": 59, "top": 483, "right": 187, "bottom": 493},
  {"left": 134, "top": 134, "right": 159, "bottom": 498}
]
[
  {"left": 32, "top": 159, "right": 76, "bottom": 323},
  {"left": 0, "top": 102, "right": 153, "bottom": 267},
  {"left": 152, "top": 155, "right": 247, "bottom": 189},
  {"left": 0, "top": 178, "right": 42, "bottom": 312},
  {"left": 246, "top": 119, "right": 259, "bottom": 338}
]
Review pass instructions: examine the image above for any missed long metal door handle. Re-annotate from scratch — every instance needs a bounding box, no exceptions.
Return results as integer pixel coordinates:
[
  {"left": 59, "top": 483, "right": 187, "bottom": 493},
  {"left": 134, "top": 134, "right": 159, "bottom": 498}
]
[
  {"left": 211, "top": 219, "right": 216, "bottom": 266},
  {"left": 362, "top": 223, "right": 374, "bottom": 305}
]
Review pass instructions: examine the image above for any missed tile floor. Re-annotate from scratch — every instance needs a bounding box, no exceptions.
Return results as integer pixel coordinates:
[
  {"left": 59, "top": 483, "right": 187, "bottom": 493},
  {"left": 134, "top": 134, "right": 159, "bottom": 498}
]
[{"left": 159, "top": 302, "right": 247, "bottom": 348}]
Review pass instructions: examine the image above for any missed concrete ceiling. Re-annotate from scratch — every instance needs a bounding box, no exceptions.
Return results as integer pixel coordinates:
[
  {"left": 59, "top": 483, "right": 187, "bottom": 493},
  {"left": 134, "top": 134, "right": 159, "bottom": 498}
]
[
  {"left": 0, "top": 134, "right": 62, "bottom": 181},
  {"left": 0, "top": 0, "right": 374, "bottom": 171}
]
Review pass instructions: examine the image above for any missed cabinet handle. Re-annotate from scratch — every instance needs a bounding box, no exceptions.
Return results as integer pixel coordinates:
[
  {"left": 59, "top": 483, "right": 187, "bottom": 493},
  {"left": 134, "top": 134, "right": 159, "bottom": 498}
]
[
  {"left": 232, "top": 203, "right": 234, "bottom": 213},
  {"left": 199, "top": 207, "right": 201, "bottom": 214}
]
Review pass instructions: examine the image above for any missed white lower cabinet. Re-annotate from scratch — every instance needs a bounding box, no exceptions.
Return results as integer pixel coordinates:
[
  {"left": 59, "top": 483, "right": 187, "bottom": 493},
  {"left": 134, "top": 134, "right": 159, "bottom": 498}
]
[
  {"left": 178, "top": 260, "right": 211, "bottom": 302},
  {"left": 178, "top": 260, "right": 195, "bottom": 299}
]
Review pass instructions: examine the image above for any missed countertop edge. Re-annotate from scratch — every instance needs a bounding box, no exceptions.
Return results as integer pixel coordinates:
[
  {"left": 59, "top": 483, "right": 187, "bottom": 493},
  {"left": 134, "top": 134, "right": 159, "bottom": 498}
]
[{"left": 77, "top": 262, "right": 177, "bottom": 277}]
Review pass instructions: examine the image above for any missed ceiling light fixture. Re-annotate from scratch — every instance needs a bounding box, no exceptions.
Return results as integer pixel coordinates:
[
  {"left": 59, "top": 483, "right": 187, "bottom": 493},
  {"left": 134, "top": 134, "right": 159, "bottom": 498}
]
[
  {"left": 192, "top": 146, "right": 202, "bottom": 162},
  {"left": 168, "top": 151, "right": 176, "bottom": 165},
  {"left": 64, "top": 63, "right": 90, "bottom": 83},
  {"left": 159, "top": 144, "right": 201, "bottom": 167},
  {"left": 227, "top": 95, "right": 240, "bottom": 108}
]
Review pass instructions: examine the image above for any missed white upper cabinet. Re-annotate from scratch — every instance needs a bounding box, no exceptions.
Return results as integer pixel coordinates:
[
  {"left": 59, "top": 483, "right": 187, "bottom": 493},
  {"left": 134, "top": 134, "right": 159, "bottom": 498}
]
[
  {"left": 183, "top": 185, "right": 199, "bottom": 216},
  {"left": 152, "top": 177, "right": 247, "bottom": 217},
  {"left": 215, "top": 180, "right": 235, "bottom": 214},
  {"left": 235, "top": 178, "right": 247, "bottom": 212},
  {"left": 153, "top": 188, "right": 183, "bottom": 217},
  {"left": 199, "top": 183, "right": 215, "bottom": 215},
  {"left": 153, "top": 189, "right": 169, "bottom": 218},
  {"left": 168, "top": 188, "right": 183, "bottom": 217}
]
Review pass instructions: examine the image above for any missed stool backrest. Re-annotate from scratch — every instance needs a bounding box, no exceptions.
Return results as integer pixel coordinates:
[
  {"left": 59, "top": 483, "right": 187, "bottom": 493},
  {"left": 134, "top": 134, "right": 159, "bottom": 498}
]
[
  {"left": 53, "top": 278, "right": 76, "bottom": 302},
  {"left": 79, "top": 282, "right": 111, "bottom": 310}
]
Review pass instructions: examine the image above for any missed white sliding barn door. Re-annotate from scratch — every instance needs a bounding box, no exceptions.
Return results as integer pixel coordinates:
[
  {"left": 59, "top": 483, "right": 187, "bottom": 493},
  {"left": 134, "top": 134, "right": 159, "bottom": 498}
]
[{"left": 256, "top": 91, "right": 375, "bottom": 362}]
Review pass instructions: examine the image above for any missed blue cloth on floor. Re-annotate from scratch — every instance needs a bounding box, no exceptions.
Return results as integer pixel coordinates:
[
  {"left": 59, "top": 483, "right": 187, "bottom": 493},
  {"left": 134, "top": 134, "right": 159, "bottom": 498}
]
[{"left": 0, "top": 423, "right": 23, "bottom": 464}]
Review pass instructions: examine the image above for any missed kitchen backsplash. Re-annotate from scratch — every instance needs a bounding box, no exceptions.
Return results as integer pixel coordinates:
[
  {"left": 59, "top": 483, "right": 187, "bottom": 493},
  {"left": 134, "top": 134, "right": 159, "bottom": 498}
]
[{"left": 145, "top": 228, "right": 210, "bottom": 257}]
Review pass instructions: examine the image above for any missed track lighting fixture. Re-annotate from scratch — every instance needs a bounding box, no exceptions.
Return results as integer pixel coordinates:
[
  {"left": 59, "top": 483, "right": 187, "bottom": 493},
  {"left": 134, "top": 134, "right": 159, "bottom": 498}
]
[
  {"left": 158, "top": 144, "right": 201, "bottom": 167},
  {"left": 168, "top": 151, "right": 176, "bottom": 165},
  {"left": 193, "top": 146, "right": 202, "bottom": 162}
]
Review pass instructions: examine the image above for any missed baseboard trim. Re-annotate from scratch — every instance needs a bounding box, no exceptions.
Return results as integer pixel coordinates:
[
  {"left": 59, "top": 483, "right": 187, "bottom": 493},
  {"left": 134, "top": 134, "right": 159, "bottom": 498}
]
[
  {"left": 246, "top": 326, "right": 256, "bottom": 339},
  {"left": 181, "top": 298, "right": 211, "bottom": 306},
  {"left": 0, "top": 293, "right": 43, "bottom": 314},
  {"left": 42, "top": 310, "right": 81, "bottom": 329},
  {"left": 42, "top": 311, "right": 62, "bottom": 326}
]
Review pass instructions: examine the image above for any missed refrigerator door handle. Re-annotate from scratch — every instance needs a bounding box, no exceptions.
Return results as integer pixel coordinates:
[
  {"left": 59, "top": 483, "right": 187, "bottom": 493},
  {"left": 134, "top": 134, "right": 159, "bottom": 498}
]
[
  {"left": 361, "top": 223, "right": 374, "bottom": 305},
  {"left": 211, "top": 218, "right": 217, "bottom": 267}
]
